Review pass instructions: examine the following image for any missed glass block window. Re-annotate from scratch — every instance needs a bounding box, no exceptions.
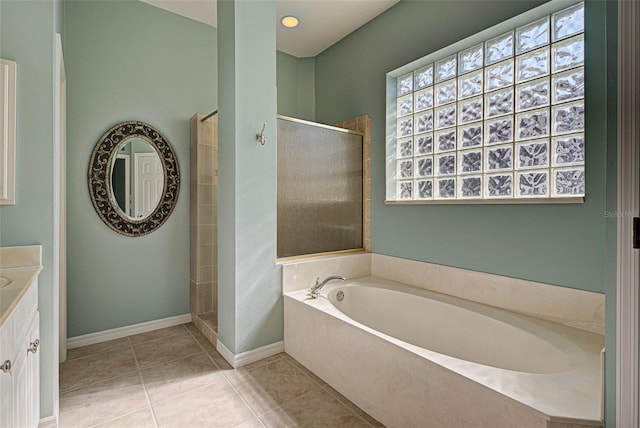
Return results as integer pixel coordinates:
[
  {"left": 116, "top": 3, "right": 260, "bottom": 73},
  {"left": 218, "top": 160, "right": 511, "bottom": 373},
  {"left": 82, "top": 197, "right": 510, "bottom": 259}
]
[{"left": 389, "top": 2, "right": 585, "bottom": 201}]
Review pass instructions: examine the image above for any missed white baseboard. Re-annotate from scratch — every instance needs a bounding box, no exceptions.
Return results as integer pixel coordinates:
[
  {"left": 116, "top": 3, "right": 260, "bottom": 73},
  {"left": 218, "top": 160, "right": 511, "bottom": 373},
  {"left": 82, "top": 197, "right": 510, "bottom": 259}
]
[
  {"left": 67, "top": 314, "right": 192, "bottom": 349},
  {"left": 216, "top": 339, "right": 285, "bottom": 368},
  {"left": 216, "top": 339, "right": 236, "bottom": 367}
]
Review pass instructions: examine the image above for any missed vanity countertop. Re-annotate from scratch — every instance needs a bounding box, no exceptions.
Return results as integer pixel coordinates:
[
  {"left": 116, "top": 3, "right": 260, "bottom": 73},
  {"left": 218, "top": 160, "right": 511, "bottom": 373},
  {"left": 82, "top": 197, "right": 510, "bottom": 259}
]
[{"left": 0, "top": 245, "right": 43, "bottom": 327}]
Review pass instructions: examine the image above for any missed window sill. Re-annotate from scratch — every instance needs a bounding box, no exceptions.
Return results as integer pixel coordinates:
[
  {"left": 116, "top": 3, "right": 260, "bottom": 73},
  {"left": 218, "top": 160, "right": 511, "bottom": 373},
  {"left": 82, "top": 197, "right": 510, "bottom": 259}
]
[{"left": 385, "top": 197, "right": 584, "bottom": 205}]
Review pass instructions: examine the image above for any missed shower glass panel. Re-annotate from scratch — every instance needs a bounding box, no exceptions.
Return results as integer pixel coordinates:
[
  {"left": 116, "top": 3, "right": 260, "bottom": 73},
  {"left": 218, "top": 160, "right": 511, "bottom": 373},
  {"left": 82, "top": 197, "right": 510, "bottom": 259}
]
[{"left": 277, "top": 116, "right": 364, "bottom": 258}]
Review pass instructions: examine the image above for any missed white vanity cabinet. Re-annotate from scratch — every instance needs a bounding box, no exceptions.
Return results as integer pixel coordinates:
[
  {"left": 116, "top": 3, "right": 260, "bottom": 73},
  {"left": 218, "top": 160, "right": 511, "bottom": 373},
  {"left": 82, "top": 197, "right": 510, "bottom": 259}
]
[
  {"left": 0, "top": 277, "right": 40, "bottom": 428},
  {"left": 26, "top": 312, "right": 40, "bottom": 428}
]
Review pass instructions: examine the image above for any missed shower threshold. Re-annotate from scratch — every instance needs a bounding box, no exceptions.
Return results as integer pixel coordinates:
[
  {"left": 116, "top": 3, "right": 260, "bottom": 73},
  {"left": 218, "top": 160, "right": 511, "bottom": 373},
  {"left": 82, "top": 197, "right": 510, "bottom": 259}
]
[{"left": 194, "top": 310, "right": 217, "bottom": 346}]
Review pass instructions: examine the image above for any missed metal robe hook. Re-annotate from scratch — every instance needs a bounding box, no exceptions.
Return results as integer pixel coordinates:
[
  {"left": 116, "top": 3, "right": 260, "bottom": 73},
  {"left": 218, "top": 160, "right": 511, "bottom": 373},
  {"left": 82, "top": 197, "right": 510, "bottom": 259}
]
[{"left": 256, "top": 122, "right": 266, "bottom": 145}]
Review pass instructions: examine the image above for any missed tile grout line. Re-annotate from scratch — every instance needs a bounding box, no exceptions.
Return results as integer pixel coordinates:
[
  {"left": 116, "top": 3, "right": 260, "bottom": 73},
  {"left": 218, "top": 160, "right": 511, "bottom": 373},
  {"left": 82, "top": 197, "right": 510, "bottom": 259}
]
[
  {"left": 245, "top": 353, "right": 377, "bottom": 426},
  {"left": 183, "top": 325, "right": 267, "bottom": 427},
  {"left": 220, "top": 364, "right": 269, "bottom": 426},
  {"left": 77, "top": 338, "right": 156, "bottom": 428},
  {"left": 132, "top": 350, "right": 204, "bottom": 372},
  {"left": 280, "top": 356, "right": 379, "bottom": 428},
  {"left": 184, "top": 324, "right": 224, "bottom": 370},
  {"left": 223, "top": 353, "right": 287, "bottom": 379},
  {"left": 59, "top": 359, "right": 139, "bottom": 395},
  {"left": 238, "top": 355, "right": 327, "bottom": 424},
  {"left": 184, "top": 326, "right": 243, "bottom": 383},
  {"left": 318, "top": 383, "right": 379, "bottom": 428},
  {"left": 129, "top": 335, "right": 160, "bottom": 428},
  {"left": 128, "top": 328, "right": 193, "bottom": 347},
  {"left": 130, "top": 325, "right": 204, "bottom": 371},
  {"left": 218, "top": 352, "right": 283, "bottom": 425},
  {"left": 62, "top": 323, "right": 380, "bottom": 427},
  {"left": 59, "top": 342, "right": 133, "bottom": 394},
  {"left": 278, "top": 356, "right": 325, "bottom": 389},
  {"left": 186, "top": 324, "right": 281, "bottom": 378}
]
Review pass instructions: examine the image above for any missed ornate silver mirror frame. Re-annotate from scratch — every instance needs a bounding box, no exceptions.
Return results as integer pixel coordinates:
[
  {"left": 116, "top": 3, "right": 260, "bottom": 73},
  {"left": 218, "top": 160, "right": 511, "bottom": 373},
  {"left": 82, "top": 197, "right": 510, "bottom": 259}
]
[{"left": 88, "top": 121, "right": 180, "bottom": 236}]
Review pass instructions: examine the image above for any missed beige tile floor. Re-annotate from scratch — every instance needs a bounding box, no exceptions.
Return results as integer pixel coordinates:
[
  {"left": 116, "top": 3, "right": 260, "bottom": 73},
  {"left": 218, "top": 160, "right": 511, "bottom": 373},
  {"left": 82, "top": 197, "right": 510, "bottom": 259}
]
[{"left": 59, "top": 323, "right": 384, "bottom": 428}]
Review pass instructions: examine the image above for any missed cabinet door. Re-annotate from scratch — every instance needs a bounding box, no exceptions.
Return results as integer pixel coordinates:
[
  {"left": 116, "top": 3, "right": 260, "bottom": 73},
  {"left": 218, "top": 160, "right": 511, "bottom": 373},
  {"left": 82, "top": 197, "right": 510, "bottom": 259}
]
[
  {"left": 27, "top": 312, "right": 40, "bottom": 428},
  {"left": 0, "top": 357, "right": 12, "bottom": 428},
  {"left": 12, "top": 334, "right": 29, "bottom": 428},
  {"left": 0, "top": 308, "right": 14, "bottom": 427}
]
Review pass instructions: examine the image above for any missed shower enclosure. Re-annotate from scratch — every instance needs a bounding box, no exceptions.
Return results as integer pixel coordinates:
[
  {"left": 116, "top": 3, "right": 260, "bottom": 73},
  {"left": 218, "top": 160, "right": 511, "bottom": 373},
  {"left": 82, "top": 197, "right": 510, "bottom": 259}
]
[
  {"left": 189, "top": 112, "right": 218, "bottom": 344},
  {"left": 189, "top": 113, "right": 367, "bottom": 344}
]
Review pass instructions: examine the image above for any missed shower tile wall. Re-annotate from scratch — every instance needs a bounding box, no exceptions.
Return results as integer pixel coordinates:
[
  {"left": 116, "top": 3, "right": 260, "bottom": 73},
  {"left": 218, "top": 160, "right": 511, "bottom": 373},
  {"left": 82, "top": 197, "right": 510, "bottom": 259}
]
[
  {"left": 335, "top": 114, "right": 372, "bottom": 252},
  {"left": 190, "top": 113, "right": 218, "bottom": 344}
]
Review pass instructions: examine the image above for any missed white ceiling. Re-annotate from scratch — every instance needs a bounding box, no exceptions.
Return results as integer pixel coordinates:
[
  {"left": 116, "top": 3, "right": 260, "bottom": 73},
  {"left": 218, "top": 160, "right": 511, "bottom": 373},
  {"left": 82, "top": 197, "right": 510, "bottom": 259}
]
[{"left": 141, "top": 0, "right": 400, "bottom": 57}]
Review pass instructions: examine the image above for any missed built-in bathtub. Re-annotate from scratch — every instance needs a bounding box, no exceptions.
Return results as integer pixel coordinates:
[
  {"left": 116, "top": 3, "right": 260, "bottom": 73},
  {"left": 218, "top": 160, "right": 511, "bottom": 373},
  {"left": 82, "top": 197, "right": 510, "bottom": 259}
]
[{"left": 284, "top": 259, "right": 604, "bottom": 428}]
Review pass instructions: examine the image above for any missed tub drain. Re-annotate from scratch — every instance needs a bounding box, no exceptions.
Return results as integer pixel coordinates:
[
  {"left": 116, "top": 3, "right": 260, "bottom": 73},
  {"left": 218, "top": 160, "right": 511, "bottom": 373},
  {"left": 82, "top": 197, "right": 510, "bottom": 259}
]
[{"left": 336, "top": 291, "right": 345, "bottom": 302}]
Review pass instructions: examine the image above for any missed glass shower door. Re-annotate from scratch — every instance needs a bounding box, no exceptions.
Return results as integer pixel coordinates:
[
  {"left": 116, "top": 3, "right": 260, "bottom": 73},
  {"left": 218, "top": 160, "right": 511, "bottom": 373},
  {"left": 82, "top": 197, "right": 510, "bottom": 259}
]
[{"left": 277, "top": 116, "right": 364, "bottom": 258}]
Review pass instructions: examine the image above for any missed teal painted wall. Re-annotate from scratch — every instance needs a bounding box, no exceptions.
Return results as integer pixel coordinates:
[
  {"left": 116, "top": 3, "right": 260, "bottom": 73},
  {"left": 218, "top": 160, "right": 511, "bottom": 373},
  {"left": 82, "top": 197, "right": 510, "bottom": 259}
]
[
  {"left": 314, "top": 0, "right": 617, "bottom": 423},
  {"left": 217, "top": 0, "right": 281, "bottom": 354},
  {"left": 0, "top": 0, "right": 618, "bottom": 421},
  {"left": 277, "top": 51, "right": 315, "bottom": 121},
  {"left": 63, "top": 0, "right": 302, "bottom": 352},
  {"left": 216, "top": 0, "right": 237, "bottom": 352},
  {"left": 0, "top": 0, "right": 61, "bottom": 418},
  {"left": 64, "top": 0, "right": 217, "bottom": 337},
  {"left": 297, "top": 57, "right": 315, "bottom": 121},
  {"left": 63, "top": 1, "right": 313, "bottom": 340},
  {"left": 315, "top": 0, "right": 613, "bottom": 294},
  {"left": 64, "top": 0, "right": 299, "bottom": 339},
  {"left": 277, "top": 51, "right": 299, "bottom": 118}
]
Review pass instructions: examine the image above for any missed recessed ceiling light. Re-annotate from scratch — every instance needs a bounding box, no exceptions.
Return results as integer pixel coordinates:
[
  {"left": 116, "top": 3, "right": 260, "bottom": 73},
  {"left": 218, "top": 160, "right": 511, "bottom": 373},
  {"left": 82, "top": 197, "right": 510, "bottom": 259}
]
[{"left": 281, "top": 15, "right": 299, "bottom": 28}]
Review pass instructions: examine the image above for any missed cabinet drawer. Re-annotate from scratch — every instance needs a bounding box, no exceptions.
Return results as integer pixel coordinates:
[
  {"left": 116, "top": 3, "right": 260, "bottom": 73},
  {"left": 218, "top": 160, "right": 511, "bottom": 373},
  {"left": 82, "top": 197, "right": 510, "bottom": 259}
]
[{"left": 0, "top": 315, "right": 13, "bottom": 363}]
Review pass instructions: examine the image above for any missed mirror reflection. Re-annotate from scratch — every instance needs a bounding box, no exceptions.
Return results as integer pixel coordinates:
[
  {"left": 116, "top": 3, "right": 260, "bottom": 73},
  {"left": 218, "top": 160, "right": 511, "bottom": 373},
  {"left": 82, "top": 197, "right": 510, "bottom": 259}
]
[{"left": 110, "top": 138, "right": 164, "bottom": 219}]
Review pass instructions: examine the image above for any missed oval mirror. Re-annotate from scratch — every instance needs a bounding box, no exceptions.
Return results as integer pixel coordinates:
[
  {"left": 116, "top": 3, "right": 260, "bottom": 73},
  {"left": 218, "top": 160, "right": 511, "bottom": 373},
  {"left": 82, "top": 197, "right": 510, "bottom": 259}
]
[
  {"left": 110, "top": 138, "right": 164, "bottom": 220},
  {"left": 88, "top": 121, "right": 179, "bottom": 236}
]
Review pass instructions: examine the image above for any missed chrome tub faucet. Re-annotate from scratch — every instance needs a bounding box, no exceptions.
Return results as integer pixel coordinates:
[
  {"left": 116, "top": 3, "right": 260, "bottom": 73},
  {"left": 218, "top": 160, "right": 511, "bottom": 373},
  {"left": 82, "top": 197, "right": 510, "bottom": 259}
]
[{"left": 308, "top": 275, "right": 346, "bottom": 298}]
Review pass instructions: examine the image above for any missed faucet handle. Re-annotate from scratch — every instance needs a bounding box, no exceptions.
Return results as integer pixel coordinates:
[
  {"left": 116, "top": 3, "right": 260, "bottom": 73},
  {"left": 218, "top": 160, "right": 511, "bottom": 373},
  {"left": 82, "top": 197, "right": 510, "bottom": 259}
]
[{"left": 308, "top": 277, "right": 321, "bottom": 299}]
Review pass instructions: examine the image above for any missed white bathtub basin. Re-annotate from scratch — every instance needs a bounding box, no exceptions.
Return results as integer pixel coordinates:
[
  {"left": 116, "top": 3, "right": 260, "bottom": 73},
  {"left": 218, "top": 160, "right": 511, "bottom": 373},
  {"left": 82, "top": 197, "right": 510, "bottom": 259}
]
[
  {"left": 327, "top": 281, "right": 571, "bottom": 373},
  {"left": 285, "top": 276, "right": 604, "bottom": 427}
]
